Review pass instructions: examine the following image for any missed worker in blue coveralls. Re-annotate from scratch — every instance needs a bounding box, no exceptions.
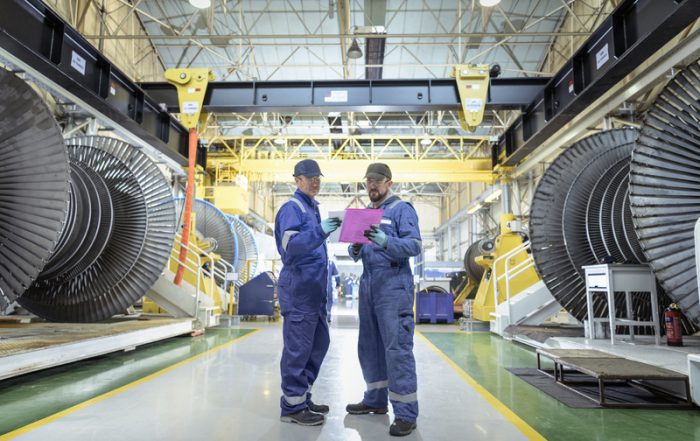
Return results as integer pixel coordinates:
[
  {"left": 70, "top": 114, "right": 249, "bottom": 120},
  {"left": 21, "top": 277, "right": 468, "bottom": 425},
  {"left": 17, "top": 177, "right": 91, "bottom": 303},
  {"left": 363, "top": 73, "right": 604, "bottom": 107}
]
[
  {"left": 274, "top": 159, "right": 342, "bottom": 426},
  {"left": 326, "top": 260, "right": 339, "bottom": 323},
  {"left": 346, "top": 163, "right": 422, "bottom": 437}
]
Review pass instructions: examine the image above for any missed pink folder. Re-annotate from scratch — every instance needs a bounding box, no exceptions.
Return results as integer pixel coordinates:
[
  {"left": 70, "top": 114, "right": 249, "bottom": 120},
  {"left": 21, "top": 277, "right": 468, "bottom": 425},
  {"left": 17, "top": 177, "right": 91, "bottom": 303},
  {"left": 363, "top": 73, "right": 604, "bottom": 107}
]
[{"left": 339, "top": 208, "right": 384, "bottom": 244}]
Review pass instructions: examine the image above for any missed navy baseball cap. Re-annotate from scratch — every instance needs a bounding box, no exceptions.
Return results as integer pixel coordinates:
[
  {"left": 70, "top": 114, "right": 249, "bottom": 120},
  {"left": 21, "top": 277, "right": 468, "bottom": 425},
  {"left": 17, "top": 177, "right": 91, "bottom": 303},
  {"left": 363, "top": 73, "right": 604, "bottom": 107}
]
[{"left": 293, "top": 159, "right": 323, "bottom": 177}]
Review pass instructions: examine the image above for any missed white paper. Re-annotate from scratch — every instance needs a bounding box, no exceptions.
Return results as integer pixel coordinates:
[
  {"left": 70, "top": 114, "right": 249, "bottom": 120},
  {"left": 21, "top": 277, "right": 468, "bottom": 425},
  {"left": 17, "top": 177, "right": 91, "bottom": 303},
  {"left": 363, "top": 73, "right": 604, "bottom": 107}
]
[{"left": 327, "top": 210, "right": 345, "bottom": 242}]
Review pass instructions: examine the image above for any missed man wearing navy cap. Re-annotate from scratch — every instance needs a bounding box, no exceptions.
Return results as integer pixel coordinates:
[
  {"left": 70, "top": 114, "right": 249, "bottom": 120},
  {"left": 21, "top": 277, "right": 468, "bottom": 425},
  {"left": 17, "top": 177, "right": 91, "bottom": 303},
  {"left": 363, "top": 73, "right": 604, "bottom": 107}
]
[
  {"left": 275, "top": 158, "right": 342, "bottom": 426},
  {"left": 346, "top": 162, "right": 422, "bottom": 436}
]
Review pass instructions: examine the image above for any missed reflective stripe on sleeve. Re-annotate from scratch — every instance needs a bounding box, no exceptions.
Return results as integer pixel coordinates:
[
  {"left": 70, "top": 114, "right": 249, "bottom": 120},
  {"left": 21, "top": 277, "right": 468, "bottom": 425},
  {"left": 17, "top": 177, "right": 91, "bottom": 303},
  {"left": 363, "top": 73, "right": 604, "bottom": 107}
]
[
  {"left": 282, "top": 230, "right": 299, "bottom": 250},
  {"left": 286, "top": 197, "right": 306, "bottom": 213}
]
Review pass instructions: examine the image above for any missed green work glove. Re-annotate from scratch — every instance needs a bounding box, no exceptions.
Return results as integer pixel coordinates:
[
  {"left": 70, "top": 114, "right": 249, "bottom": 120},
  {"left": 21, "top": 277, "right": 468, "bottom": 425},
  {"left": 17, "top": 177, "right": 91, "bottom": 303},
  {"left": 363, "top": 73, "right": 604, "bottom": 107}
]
[
  {"left": 321, "top": 217, "right": 342, "bottom": 235},
  {"left": 364, "top": 225, "right": 388, "bottom": 248}
]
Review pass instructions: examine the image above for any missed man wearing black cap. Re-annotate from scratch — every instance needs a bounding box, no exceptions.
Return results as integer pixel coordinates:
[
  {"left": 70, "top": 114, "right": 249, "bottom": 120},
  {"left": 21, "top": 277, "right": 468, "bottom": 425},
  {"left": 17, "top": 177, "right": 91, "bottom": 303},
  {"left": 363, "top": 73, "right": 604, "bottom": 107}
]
[
  {"left": 346, "top": 162, "right": 422, "bottom": 436},
  {"left": 274, "top": 159, "right": 342, "bottom": 426}
]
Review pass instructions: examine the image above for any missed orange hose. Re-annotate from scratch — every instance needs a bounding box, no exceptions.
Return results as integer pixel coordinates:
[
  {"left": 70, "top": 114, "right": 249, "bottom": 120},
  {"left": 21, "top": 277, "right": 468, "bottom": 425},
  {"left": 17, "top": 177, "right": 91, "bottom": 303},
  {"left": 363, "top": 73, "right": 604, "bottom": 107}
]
[{"left": 174, "top": 127, "right": 198, "bottom": 286}]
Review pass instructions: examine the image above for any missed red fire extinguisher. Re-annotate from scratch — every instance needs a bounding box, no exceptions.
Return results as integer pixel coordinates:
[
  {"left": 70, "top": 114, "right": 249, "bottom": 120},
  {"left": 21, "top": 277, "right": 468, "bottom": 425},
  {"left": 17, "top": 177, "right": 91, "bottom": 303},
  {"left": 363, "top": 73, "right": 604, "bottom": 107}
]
[{"left": 664, "top": 303, "right": 683, "bottom": 347}]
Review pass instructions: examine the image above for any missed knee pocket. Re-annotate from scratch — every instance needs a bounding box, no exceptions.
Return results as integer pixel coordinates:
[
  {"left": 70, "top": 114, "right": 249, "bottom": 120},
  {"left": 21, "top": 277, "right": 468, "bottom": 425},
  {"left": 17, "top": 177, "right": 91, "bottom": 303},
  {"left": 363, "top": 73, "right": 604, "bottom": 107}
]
[
  {"left": 398, "top": 312, "right": 414, "bottom": 347},
  {"left": 285, "top": 313, "right": 308, "bottom": 350}
]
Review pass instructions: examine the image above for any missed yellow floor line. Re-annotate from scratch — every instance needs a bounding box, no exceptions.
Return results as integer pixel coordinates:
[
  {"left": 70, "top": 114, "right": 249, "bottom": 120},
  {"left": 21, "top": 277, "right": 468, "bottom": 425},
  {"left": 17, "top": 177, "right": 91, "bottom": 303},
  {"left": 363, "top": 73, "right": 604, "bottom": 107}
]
[
  {"left": 417, "top": 331, "right": 547, "bottom": 441},
  {"left": 1, "top": 328, "right": 261, "bottom": 440}
]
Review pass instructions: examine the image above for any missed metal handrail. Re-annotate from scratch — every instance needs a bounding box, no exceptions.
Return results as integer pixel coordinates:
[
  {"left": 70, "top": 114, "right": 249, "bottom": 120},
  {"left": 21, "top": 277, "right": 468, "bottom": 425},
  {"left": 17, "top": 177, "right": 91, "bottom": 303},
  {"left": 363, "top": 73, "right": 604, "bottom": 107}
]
[
  {"left": 173, "top": 233, "right": 237, "bottom": 312},
  {"left": 169, "top": 240, "right": 203, "bottom": 315},
  {"left": 503, "top": 250, "right": 535, "bottom": 322},
  {"left": 492, "top": 241, "right": 530, "bottom": 305},
  {"left": 491, "top": 240, "right": 534, "bottom": 321}
]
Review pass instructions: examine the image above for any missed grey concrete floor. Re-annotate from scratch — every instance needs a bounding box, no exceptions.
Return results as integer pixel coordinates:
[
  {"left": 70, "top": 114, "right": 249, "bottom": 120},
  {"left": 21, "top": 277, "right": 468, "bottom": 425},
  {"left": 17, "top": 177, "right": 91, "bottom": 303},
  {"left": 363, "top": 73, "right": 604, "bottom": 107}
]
[{"left": 10, "top": 303, "right": 533, "bottom": 441}]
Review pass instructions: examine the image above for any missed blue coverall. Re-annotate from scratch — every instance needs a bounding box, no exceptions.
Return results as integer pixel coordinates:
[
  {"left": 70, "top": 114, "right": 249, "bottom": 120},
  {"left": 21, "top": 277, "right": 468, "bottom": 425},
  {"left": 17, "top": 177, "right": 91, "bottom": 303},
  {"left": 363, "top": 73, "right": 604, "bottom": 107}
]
[
  {"left": 349, "top": 195, "right": 422, "bottom": 423},
  {"left": 326, "top": 261, "right": 338, "bottom": 321},
  {"left": 274, "top": 189, "right": 330, "bottom": 416}
]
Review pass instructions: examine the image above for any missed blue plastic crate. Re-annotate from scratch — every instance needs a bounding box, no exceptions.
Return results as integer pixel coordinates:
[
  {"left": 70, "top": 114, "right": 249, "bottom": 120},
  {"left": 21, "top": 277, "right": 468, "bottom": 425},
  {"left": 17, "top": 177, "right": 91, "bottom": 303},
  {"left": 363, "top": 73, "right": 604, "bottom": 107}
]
[{"left": 416, "top": 289, "right": 454, "bottom": 324}]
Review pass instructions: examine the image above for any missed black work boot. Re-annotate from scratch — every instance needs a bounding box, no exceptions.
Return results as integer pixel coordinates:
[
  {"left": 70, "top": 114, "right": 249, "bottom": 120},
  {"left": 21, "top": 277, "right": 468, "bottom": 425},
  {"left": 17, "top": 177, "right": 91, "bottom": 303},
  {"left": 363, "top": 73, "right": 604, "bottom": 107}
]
[
  {"left": 280, "top": 408, "right": 325, "bottom": 426},
  {"left": 345, "top": 402, "right": 389, "bottom": 415},
  {"left": 390, "top": 419, "right": 417, "bottom": 436},
  {"left": 308, "top": 401, "right": 330, "bottom": 415}
]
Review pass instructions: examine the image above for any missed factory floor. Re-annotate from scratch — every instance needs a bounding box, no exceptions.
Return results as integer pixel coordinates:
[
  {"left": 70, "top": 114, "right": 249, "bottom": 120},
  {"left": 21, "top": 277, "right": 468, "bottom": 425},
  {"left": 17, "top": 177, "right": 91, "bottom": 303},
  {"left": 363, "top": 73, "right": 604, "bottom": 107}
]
[{"left": 1, "top": 301, "right": 700, "bottom": 441}]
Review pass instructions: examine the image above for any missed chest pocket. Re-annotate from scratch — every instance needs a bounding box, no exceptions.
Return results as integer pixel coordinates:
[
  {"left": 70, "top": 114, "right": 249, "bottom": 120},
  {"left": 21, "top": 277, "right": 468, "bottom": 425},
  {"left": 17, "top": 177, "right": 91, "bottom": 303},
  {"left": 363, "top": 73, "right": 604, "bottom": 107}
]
[
  {"left": 381, "top": 199, "right": 406, "bottom": 237},
  {"left": 379, "top": 216, "right": 398, "bottom": 237}
]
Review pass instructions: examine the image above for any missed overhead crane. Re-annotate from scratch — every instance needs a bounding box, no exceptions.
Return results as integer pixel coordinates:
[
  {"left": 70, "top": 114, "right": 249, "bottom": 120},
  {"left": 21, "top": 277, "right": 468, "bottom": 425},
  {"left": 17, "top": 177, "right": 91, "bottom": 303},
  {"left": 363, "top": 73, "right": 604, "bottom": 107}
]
[
  {"left": 137, "top": 0, "right": 698, "bottom": 183},
  {"left": 3, "top": 0, "right": 694, "bottom": 184},
  {"left": 141, "top": 71, "right": 546, "bottom": 184},
  {"left": 207, "top": 133, "right": 496, "bottom": 183}
]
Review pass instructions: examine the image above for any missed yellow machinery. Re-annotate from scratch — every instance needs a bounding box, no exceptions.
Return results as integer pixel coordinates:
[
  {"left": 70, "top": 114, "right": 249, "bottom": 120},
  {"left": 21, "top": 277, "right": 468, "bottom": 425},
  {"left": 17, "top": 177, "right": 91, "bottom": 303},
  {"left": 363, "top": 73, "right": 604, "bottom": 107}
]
[
  {"left": 452, "top": 277, "right": 478, "bottom": 316},
  {"left": 143, "top": 213, "right": 225, "bottom": 316},
  {"left": 453, "top": 64, "right": 490, "bottom": 132},
  {"left": 471, "top": 214, "right": 542, "bottom": 322},
  {"left": 208, "top": 165, "right": 249, "bottom": 215}
]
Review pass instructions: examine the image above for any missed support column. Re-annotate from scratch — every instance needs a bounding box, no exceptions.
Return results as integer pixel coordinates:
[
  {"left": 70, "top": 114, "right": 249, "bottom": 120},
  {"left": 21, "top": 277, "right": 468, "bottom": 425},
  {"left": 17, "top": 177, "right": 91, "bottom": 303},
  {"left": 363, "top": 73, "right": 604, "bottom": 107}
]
[
  {"left": 448, "top": 225, "right": 453, "bottom": 261},
  {"left": 502, "top": 181, "right": 511, "bottom": 214}
]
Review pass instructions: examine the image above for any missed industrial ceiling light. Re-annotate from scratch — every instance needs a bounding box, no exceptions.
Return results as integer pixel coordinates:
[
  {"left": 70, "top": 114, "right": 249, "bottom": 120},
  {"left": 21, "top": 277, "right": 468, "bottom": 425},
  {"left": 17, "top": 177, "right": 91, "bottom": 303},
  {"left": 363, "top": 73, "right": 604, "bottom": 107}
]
[
  {"left": 479, "top": 0, "right": 501, "bottom": 7},
  {"left": 420, "top": 136, "right": 432, "bottom": 146},
  {"left": 189, "top": 0, "right": 211, "bottom": 9},
  {"left": 347, "top": 38, "right": 363, "bottom": 59},
  {"left": 273, "top": 137, "right": 285, "bottom": 145}
]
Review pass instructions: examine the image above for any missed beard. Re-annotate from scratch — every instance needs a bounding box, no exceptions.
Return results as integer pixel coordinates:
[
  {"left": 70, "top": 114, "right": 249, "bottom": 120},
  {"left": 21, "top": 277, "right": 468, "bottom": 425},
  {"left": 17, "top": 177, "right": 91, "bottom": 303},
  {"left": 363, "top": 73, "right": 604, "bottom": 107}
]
[{"left": 369, "top": 187, "right": 388, "bottom": 203}]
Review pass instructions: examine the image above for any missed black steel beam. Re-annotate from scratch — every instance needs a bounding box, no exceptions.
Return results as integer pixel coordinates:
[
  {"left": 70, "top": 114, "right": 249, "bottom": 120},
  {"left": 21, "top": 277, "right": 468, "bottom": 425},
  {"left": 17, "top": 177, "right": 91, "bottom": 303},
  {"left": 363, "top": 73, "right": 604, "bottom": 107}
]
[
  {"left": 139, "top": 77, "right": 549, "bottom": 113},
  {"left": 497, "top": 0, "right": 700, "bottom": 167},
  {"left": 0, "top": 0, "right": 196, "bottom": 167}
]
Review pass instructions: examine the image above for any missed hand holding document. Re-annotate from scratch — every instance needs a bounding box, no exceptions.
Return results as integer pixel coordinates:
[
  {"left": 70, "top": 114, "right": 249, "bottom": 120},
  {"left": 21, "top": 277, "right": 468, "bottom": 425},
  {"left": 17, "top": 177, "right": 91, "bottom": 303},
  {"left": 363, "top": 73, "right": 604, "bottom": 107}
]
[
  {"left": 338, "top": 208, "right": 384, "bottom": 244},
  {"left": 327, "top": 210, "right": 345, "bottom": 242}
]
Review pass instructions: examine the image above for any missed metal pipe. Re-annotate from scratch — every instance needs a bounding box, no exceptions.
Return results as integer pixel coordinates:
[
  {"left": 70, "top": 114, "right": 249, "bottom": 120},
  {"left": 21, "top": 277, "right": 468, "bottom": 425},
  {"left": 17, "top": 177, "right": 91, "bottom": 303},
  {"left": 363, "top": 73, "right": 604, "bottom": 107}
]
[
  {"left": 434, "top": 184, "right": 501, "bottom": 234},
  {"left": 448, "top": 225, "right": 453, "bottom": 261}
]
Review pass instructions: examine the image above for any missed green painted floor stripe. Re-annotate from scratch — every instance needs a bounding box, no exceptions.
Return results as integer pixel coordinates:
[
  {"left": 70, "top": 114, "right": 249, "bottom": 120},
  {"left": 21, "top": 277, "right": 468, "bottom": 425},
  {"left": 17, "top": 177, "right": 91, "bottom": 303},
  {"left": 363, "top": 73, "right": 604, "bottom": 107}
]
[
  {"left": 422, "top": 331, "right": 700, "bottom": 441},
  {"left": 0, "top": 328, "right": 253, "bottom": 435}
]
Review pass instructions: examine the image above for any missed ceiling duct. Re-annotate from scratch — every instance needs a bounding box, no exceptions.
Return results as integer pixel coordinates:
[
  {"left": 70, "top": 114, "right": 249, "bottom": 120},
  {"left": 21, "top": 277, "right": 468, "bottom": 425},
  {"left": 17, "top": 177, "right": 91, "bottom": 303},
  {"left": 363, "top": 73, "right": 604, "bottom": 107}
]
[
  {"left": 358, "top": 0, "right": 386, "bottom": 79},
  {"left": 364, "top": 32, "right": 385, "bottom": 80}
]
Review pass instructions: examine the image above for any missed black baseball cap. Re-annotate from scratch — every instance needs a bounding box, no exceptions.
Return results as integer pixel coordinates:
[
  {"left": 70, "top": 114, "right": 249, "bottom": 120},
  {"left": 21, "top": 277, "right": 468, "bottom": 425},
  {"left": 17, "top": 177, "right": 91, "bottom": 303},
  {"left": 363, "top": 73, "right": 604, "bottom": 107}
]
[
  {"left": 293, "top": 159, "right": 323, "bottom": 177},
  {"left": 364, "top": 163, "right": 392, "bottom": 180}
]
